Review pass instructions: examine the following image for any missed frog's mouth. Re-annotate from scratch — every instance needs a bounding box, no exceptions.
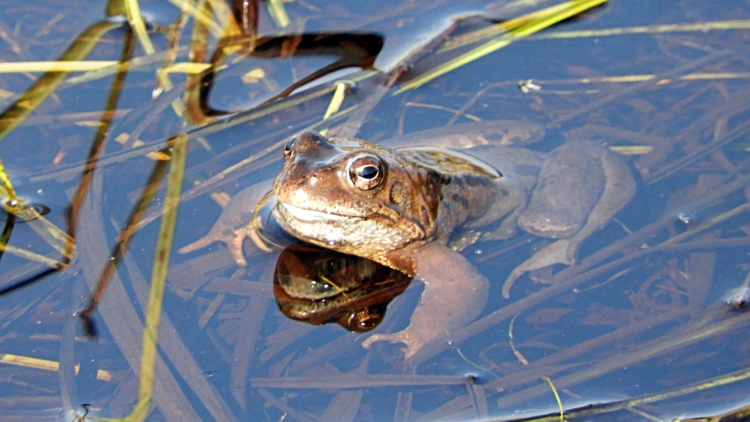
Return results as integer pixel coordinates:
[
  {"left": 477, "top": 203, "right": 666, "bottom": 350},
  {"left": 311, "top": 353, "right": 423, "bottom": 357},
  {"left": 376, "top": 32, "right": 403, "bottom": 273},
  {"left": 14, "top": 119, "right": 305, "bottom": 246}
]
[
  {"left": 273, "top": 201, "right": 365, "bottom": 250},
  {"left": 274, "top": 200, "right": 413, "bottom": 256},
  {"left": 275, "top": 202, "right": 361, "bottom": 223}
]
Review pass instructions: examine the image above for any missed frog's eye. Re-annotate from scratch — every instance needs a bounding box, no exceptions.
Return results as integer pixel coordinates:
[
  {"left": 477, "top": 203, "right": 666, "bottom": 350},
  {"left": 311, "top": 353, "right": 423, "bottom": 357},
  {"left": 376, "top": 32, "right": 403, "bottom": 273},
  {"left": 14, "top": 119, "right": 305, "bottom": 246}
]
[
  {"left": 338, "top": 307, "right": 384, "bottom": 332},
  {"left": 347, "top": 154, "right": 385, "bottom": 190},
  {"left": 283, "top": 136, "right": 296, "bottom": 160}
]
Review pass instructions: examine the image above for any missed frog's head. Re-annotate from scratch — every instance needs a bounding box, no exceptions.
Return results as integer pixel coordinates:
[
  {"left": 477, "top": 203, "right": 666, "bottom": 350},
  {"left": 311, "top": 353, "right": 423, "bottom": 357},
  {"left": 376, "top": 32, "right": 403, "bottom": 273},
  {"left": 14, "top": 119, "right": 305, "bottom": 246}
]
[{"left": 272, "top": 131, "right": 443, "bottom": 262}]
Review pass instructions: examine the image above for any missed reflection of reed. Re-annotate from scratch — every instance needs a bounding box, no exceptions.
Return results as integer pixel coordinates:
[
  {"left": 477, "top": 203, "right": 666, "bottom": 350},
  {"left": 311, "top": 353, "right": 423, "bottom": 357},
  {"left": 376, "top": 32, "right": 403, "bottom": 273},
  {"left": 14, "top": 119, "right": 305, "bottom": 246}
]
[{"left": 0, "top": 21, "right": 127, "bottom": 295}]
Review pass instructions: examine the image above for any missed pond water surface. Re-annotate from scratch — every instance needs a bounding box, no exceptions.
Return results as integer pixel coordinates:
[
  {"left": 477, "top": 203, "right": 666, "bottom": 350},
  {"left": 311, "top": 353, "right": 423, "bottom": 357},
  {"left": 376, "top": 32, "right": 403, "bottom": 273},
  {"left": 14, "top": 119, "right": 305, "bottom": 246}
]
[{"left": 1, "top": 0, "right": 749, "bottom": 421}]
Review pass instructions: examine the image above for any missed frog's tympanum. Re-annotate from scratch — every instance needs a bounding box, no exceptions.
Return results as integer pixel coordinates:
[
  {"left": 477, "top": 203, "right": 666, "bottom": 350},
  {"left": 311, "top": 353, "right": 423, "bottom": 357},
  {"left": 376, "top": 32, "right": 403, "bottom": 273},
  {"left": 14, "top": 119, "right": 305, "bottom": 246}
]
[
  {"left": 180, "top": 124, "right": 635, "bottom": 358},
  {"left": 274, "top": 242, "right": 412, "bottom": 332}
]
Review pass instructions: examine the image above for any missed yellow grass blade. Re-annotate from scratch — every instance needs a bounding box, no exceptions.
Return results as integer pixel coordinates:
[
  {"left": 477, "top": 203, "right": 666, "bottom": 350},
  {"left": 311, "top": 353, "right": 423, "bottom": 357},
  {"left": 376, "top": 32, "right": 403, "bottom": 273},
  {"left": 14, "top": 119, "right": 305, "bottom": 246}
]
[
  {"left": 0, "top": 21, "right": 121, "bottom": 143},
  {"left": 397, "top": 0, "right": 607, "bottom": 93},
  {"left": 323, "top": 81, "right": 349, "bottom": 120},
  {"left": 0, "top": 61, "right": 118, "bottom": 73},
  {"left": 0, "top": 353, "right": 112, "bottom": 381},
  {"left": 162, "top": 62, "right": 212, "bottom": 74},
  {"left": 534, "top": 19, "right": 750, "bottom": 39},
  {"left": 95, "top": 134, "right": 187, "bottom": 422},
  {"left": 0, "top": 155, "right": 16, "bottom": 200},
  {"left": 162, "top": 0, "right": 227, "bottom": 37},
  {"left": 123, "top": 0, "right": 155, "bottom": 55},
  {"left": 0, "top": 244, "right": 64, "bottom": 268},
  {"left": 268, "top": 0, "right": 291, "bottom": 28}
]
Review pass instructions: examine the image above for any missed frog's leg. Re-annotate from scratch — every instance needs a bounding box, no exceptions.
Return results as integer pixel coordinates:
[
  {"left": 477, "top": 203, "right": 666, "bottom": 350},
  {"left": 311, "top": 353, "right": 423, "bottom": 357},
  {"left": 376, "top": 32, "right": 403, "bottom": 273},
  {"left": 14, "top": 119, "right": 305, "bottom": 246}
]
[
  {"left": 561, "top": 147, "right": 636, "bottom": 259},
  {"left": 362, "top": 243, "right": 489, "bottom": 358},
  {"left": 502, "top": 143, "right": 635, "bottom": 298},
  {"left": 501, "top": 239, "right": 572, "bottom": 297},
  {"left": 178, "top": 179, "right": 275, "bottom": 266}
]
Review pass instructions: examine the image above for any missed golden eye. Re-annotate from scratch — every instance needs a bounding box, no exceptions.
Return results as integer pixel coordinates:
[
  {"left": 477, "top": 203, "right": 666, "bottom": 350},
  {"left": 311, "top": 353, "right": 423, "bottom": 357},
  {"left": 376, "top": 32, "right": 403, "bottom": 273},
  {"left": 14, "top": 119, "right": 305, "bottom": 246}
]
[
  {"left": 283, "top": 136, "right": 296, "bottom": 160},
  {"left": 348, "top": 154, "right": 385, "bottom": 190},
  {"left": 339, "top": 307, "right": 384, "bottom": 332}
]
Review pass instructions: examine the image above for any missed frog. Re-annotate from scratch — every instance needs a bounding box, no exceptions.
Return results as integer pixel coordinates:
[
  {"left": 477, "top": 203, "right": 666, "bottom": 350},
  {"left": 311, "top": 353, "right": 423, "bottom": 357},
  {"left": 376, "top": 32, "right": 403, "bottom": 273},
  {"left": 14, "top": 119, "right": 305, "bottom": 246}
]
[{"left": 179, "top": 122, "right": 635, "bottom": 358}]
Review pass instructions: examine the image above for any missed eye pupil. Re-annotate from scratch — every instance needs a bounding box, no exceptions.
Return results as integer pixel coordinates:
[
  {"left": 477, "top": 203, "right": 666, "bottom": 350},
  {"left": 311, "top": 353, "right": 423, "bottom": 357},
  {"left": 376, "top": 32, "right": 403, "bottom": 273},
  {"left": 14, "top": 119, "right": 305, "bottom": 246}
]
[
  {"left": 348, "top": 154, "right": 384, "bottom": 190},
  {"left": 357, "top": 165, "right": 378, "bottom": 179}
]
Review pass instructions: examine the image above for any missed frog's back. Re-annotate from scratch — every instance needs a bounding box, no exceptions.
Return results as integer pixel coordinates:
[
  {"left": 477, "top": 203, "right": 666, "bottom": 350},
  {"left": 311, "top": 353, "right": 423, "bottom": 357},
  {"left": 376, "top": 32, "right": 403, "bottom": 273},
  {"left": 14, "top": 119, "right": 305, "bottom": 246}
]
[{"left": 396, "top": 146, "right": 536, "bottom": 242}]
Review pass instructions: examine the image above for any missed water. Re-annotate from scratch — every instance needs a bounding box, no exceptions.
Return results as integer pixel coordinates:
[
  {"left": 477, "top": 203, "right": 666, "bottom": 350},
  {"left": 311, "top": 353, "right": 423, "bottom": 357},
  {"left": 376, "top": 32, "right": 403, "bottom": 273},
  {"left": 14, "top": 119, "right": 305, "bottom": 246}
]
[{"left": 0, "top": 0, "right": 749, "bottom": 420}]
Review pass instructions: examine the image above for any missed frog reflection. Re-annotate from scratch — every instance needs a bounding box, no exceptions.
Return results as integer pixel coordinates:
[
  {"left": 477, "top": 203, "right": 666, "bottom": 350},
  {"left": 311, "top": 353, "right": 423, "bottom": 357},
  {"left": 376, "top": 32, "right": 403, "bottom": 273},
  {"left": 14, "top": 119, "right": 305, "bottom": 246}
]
[
  {"left": 274, "top": 242, "right": 412, "bottom": 332},
  {"left": 181, "top": 122, "right": 635, "bottom": 358}
]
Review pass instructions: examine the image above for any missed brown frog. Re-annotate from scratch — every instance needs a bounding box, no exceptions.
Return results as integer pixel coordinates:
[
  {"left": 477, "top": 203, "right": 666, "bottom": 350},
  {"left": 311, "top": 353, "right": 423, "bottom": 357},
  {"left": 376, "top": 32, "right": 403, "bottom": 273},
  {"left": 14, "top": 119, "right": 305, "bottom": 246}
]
[{"left": 180, "top": 122, "right": 635, "bottom": 358}]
